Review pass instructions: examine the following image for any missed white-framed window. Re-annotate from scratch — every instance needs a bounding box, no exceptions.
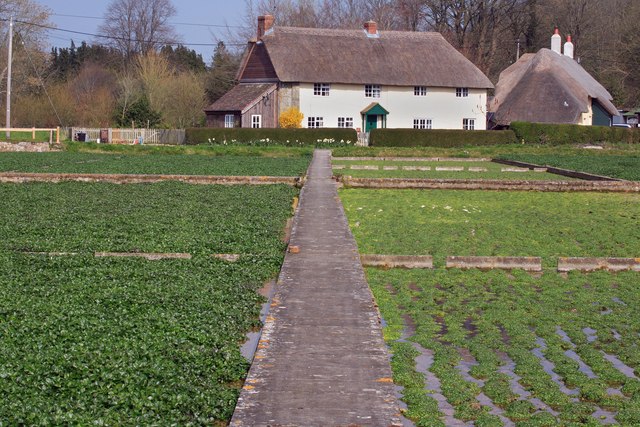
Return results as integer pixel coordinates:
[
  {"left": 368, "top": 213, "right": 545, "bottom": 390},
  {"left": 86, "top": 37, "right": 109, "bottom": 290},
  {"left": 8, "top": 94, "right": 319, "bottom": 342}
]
[
  {"left": 456, "top": 87, "right": 469, "bottom": 98},
  {"left": 251, "top": 115, "right": 262, "bottom": 128},
  {"left": 308, "top": 117, "right": 324, "bottom": 128},
  {"left": 414, "top": 86, "right": 428, "bottom": 96},
  {"left": 338, "top": 117, "right": 354, "bottom": 128},
  {"left": 224, "top": 114, "right": 234, "bottom": 128},
  {"left": 313, "top": 83, "right": 330, "bottom": 96},
  {"left": 463, "top": 118, "right": 475, "bottom": 130},
  {"left": 365, "top": 84, "right": 381, "bottom": 98},
  {"left": 413, "top": 118, "right": 432, "bottom": 129}
]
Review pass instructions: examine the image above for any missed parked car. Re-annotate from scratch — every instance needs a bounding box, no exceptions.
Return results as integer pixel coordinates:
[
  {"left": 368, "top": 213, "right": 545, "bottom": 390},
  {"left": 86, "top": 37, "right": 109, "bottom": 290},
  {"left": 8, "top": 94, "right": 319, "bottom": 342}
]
[{"left": 612, "top": 123, "right": 632, "bottom": 128}]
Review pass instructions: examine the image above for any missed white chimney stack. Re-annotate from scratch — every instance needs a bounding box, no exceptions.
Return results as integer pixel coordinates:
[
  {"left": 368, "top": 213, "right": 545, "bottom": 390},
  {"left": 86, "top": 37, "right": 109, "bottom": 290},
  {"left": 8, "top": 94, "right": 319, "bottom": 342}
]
[
  {"left": 564, "top": 35, "right": 574, "bottom": 59},
  {"left": 551, "top": 26, "right": 562, "bottom": 54}
]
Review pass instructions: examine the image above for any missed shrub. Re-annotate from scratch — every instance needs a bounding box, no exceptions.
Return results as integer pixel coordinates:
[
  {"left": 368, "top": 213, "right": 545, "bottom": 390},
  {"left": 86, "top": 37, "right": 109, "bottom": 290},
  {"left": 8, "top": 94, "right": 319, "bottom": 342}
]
[
  {"left": 510, "top": 121, "right": 640, "bottom": 145},
  {"left": 369, "top": 129, "right": 517, "bottom": 147},
  {"left": 279, "top": 107, "right": 304, "bottom": 128},
  {"left": 184, "top": 128, "right": 357, "bottom": 146}
]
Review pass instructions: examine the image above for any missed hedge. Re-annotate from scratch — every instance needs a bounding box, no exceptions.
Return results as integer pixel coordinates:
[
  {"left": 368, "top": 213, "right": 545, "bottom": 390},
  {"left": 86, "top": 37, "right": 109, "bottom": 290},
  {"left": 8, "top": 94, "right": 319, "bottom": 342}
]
[
  {"left": 185, "top": 128, "right": 358, "bottom": 146},
  {"left": 369, "top": 129, "right": 518, "bottom": 147},
  {"left": 510, "top": 121, "right": 640, "bottom": 145}
]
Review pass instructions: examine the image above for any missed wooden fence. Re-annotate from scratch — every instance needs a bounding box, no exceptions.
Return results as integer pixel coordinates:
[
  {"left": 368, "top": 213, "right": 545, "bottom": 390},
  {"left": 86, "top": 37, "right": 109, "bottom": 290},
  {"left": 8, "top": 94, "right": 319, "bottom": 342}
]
[
  {"left": 0, "top": 127, "right": 60, "bottom": 143},
  {"left": 68, "top": 128, "right": 186, "bottom": 145}
]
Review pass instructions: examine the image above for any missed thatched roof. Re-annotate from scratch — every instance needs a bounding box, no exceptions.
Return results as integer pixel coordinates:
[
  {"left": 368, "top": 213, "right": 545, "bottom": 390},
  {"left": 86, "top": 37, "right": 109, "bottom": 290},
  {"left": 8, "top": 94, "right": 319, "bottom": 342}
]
[
  {"left": 246, "top": 26, "right": 493, "bottom": 89},
  {"left": 204, "top": 83, "right": 276, "bottom": 113},
  {"left": 490, "top": 48, "right": 618, "bottom": 125}
]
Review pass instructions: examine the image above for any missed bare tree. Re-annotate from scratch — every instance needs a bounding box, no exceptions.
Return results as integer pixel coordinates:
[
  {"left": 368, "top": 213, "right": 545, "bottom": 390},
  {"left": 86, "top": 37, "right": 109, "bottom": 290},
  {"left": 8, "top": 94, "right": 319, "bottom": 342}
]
[{"left": 98, "top": 0, "right": 179, "bottom": 60}]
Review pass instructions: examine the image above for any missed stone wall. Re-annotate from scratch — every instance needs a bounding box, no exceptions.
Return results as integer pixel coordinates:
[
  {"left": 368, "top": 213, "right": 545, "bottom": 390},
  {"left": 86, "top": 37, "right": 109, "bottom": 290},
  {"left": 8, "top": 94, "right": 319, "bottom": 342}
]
[{"left": 0, "top": 142, "right": 50, "bottom": 152}]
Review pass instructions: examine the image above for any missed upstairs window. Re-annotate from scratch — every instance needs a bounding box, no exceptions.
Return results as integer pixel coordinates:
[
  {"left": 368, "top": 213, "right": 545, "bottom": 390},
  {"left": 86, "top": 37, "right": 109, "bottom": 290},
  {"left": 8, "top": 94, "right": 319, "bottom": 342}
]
[
  {"left": 414, "top": 86, "right": 428, "bottom": 96},
  {"left": 365, "top": 84, "right": 381, "bottom": 98},
  {"left": 463, "top": 118, "right": 475, "bottom": 130},
  {"left": 308, "top": 117, "right": 324, "bottom": 128},
  {"left": 338, "top": 117, "right": 354, "bottom": 128},
  {"left": 456, "top": 87, "right": 469, "bottom": 98},
  {"left": 314, "top": 83, "right": 330, "bottom": 96},
  {"left": 413, "top": 118, "right": 432, "bottom": 129}
]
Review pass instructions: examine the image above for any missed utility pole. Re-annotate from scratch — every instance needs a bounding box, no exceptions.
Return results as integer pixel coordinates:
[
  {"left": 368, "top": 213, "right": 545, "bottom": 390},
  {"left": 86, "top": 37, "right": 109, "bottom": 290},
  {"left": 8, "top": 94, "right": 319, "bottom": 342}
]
[{"left": 6, "top": 16, "right": 13, "bottom": 139}]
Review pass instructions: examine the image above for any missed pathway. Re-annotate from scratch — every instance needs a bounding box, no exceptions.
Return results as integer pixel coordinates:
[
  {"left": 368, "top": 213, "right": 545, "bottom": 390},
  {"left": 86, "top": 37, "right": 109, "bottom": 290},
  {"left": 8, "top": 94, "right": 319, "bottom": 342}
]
[{"left": 231, "top": 150, "right": 402, "bottom": 426}]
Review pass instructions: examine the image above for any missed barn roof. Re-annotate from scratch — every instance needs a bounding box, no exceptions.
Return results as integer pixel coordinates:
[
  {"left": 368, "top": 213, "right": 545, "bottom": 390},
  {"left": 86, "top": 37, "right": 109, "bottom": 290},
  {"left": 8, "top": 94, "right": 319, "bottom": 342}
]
[
  {"left": 490, "top": 48, "right": 618, "bottom": 125},
  {"left": 204, "top": 83, "right": 276, "bottom": 113}
]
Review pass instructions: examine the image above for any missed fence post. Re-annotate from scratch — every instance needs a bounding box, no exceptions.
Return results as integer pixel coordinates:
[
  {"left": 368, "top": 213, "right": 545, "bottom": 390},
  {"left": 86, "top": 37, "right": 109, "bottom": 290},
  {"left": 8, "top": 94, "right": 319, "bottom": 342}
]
[
  {"left": 32, "top": 127, "right": 35, "bottom": 140},
  {"left": 56, "top": 127, "right": 60, "bottom": 144},
  {"left": 49, "top": 129, "right": 52, "bottom": 144}
]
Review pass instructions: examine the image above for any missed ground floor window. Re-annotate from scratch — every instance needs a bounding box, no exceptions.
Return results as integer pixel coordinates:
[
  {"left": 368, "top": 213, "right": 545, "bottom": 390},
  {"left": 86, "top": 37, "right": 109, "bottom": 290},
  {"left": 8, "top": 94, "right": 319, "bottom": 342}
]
[
  {"left": 463, "top": 118, "right": 475, "bottom": 130},
  {"left": 308, "top": 117, "right": 324, "bottom": 128},
  {"left": 413, "top": 118, "right": 432, "bottom": 129},
  {"left": 338, "top": 117, "right": 353, "bottom": 128},
  {"left": 252, "top": 115, "right": 262, "bottom": 128},
  {"left": 224, "top": 114, "right": 234, "bottom": 128}
]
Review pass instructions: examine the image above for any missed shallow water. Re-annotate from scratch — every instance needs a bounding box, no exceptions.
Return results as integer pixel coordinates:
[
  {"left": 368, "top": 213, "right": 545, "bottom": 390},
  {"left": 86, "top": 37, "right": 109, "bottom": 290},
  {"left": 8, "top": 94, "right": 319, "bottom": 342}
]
[
  {"left": 532, "top": 337, "right": 580, "bottom": 397},
  {"left": 454, "top": 349, "right": 514, "bottom": 426},
  {"left": 583, "top": 327, "right": 598, "bottom": 342},
  {"left": 556, "top": 327, "right": 597, "bottom": 378},
  {"left": 498, "top": 354, "right": 559, "bottom": 416},
  {"left": 412, "top": 343, "right": 470, "bottom": 427},
  {"left": 602, "top": 352, "right": 638, "bottom": 379},
  {"left": 241, "top": 280, "right": 276, "bottom": 361}
]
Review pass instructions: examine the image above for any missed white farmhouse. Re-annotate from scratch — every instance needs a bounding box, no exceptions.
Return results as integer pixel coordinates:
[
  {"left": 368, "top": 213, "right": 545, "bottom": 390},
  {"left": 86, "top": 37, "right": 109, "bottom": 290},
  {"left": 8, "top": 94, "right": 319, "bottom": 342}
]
[{"left": 205, "top": 15, "right": 493, "bottom": 131}]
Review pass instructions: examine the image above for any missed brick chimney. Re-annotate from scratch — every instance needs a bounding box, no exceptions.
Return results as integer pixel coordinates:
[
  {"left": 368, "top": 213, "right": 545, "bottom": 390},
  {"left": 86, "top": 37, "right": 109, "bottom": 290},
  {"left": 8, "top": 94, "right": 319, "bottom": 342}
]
[
  {"left": 257, "top": 15, "right": 274, "bottom": 39},
  {"left": 364, "top": 20, "right": 378, "bottom": 37}
]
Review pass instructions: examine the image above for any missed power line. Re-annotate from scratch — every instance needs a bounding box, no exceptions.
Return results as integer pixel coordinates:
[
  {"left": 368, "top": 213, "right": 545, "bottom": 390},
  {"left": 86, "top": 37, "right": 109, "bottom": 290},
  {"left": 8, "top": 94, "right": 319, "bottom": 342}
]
[
  {"left": 50, "top": 12, "right": 247, "bottom": 29},
  {"left": 14, "top": 29, "right": 64, "bottom": 127},
  {"left": 1, "top": 18, "right": 247, "bottom": 48}
]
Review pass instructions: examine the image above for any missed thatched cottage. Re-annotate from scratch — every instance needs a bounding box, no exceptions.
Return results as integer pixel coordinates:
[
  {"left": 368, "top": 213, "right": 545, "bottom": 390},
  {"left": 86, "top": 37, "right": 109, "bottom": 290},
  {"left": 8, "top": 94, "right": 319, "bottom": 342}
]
[
  {"left": 490, "top": 30, "right": 618, "bottom": 127},
  {"left": 205, "top": 15, "right": 493, "bottom": 131}
]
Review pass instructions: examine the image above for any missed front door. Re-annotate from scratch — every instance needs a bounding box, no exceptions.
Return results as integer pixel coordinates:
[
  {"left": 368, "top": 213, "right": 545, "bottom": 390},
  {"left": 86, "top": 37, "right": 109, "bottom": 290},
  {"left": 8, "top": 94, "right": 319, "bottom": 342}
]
[{"left": 366, "top": 114, "right": 378, "bottom": 132}]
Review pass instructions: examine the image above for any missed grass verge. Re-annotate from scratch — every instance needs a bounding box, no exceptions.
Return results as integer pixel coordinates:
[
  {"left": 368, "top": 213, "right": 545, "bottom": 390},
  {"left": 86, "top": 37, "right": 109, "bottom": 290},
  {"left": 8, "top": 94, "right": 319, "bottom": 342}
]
[{"left": 498, "top": 154, "right": 640, "bottom": 181}]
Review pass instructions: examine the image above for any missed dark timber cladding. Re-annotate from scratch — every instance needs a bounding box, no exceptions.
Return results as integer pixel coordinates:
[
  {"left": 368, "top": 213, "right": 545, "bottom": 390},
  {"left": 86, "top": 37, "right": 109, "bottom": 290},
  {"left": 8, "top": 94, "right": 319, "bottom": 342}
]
[
  {"left": 239, "top": 43, "right": 277, "bottom": 81},
  {"left": 230, "top": 150, "right": 402, "bottom": 426}
]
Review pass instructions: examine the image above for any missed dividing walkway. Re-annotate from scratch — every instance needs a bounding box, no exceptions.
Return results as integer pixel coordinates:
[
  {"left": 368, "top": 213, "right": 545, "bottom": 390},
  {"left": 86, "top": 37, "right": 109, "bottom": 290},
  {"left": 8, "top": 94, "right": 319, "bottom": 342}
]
[{"left": 231, "top": 150, "right": 402, "bottom": 426}]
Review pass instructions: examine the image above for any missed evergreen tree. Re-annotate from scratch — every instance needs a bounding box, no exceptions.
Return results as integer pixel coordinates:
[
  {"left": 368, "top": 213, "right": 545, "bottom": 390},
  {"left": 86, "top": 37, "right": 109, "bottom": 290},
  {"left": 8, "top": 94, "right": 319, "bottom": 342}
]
[{"left": 204, "top": 41, "right": 240, "bottom": 104}]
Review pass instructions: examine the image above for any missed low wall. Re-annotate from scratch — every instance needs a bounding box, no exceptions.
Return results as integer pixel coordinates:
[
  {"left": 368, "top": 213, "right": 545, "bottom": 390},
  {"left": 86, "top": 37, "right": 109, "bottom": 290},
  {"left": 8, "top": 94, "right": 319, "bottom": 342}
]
[
  {"left": 0, "top": 172, "right": 301, "bottom": 186},
  {"left": 0, "top": 142, "right": 51, "bottom": 152},
  {"left": 340, "top": 177, "right": 640, "bottom": 192}
]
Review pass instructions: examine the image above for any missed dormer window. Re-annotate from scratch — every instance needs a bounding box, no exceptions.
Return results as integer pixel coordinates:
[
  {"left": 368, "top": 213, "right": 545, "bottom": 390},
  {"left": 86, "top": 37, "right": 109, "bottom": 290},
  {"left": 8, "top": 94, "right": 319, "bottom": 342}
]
[
  {"left": 456, "top": 87, "right": 469, "bottom": 98},
  {"left": 414, "top": 86, "right": 428, "bottom": 96},
  {"left": 314, "top": 83, "right": 330, "bottom": 96},
  {"left": 365, "top": 84, "right": 381, "bottom": 98}
]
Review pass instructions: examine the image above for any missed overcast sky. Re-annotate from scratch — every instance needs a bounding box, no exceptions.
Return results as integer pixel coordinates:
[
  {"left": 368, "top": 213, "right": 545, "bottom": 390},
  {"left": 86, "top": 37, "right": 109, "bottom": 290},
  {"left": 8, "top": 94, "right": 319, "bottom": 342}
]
[{"left": 35, "top": 0, "right": 248, "bottom": 61}]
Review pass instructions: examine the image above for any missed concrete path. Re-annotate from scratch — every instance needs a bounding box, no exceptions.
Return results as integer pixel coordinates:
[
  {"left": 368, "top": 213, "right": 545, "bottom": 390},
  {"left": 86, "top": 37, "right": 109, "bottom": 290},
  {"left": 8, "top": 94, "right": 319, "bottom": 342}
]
[{"left": 231, "top": 150, "right": 402, "bottom": 426}]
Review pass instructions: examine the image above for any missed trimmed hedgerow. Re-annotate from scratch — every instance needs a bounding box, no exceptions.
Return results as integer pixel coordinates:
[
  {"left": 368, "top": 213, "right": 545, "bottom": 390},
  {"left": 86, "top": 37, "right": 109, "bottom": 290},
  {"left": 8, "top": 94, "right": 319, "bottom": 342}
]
[
  {"left": 510, "top": 121, "right": 640, "bottom": 145},
  {"left": 368, "top": 129, "right": 517, "bottom": 147},
  {"left": 184, "top": 128, "right": 357, "bottom": 146}
]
